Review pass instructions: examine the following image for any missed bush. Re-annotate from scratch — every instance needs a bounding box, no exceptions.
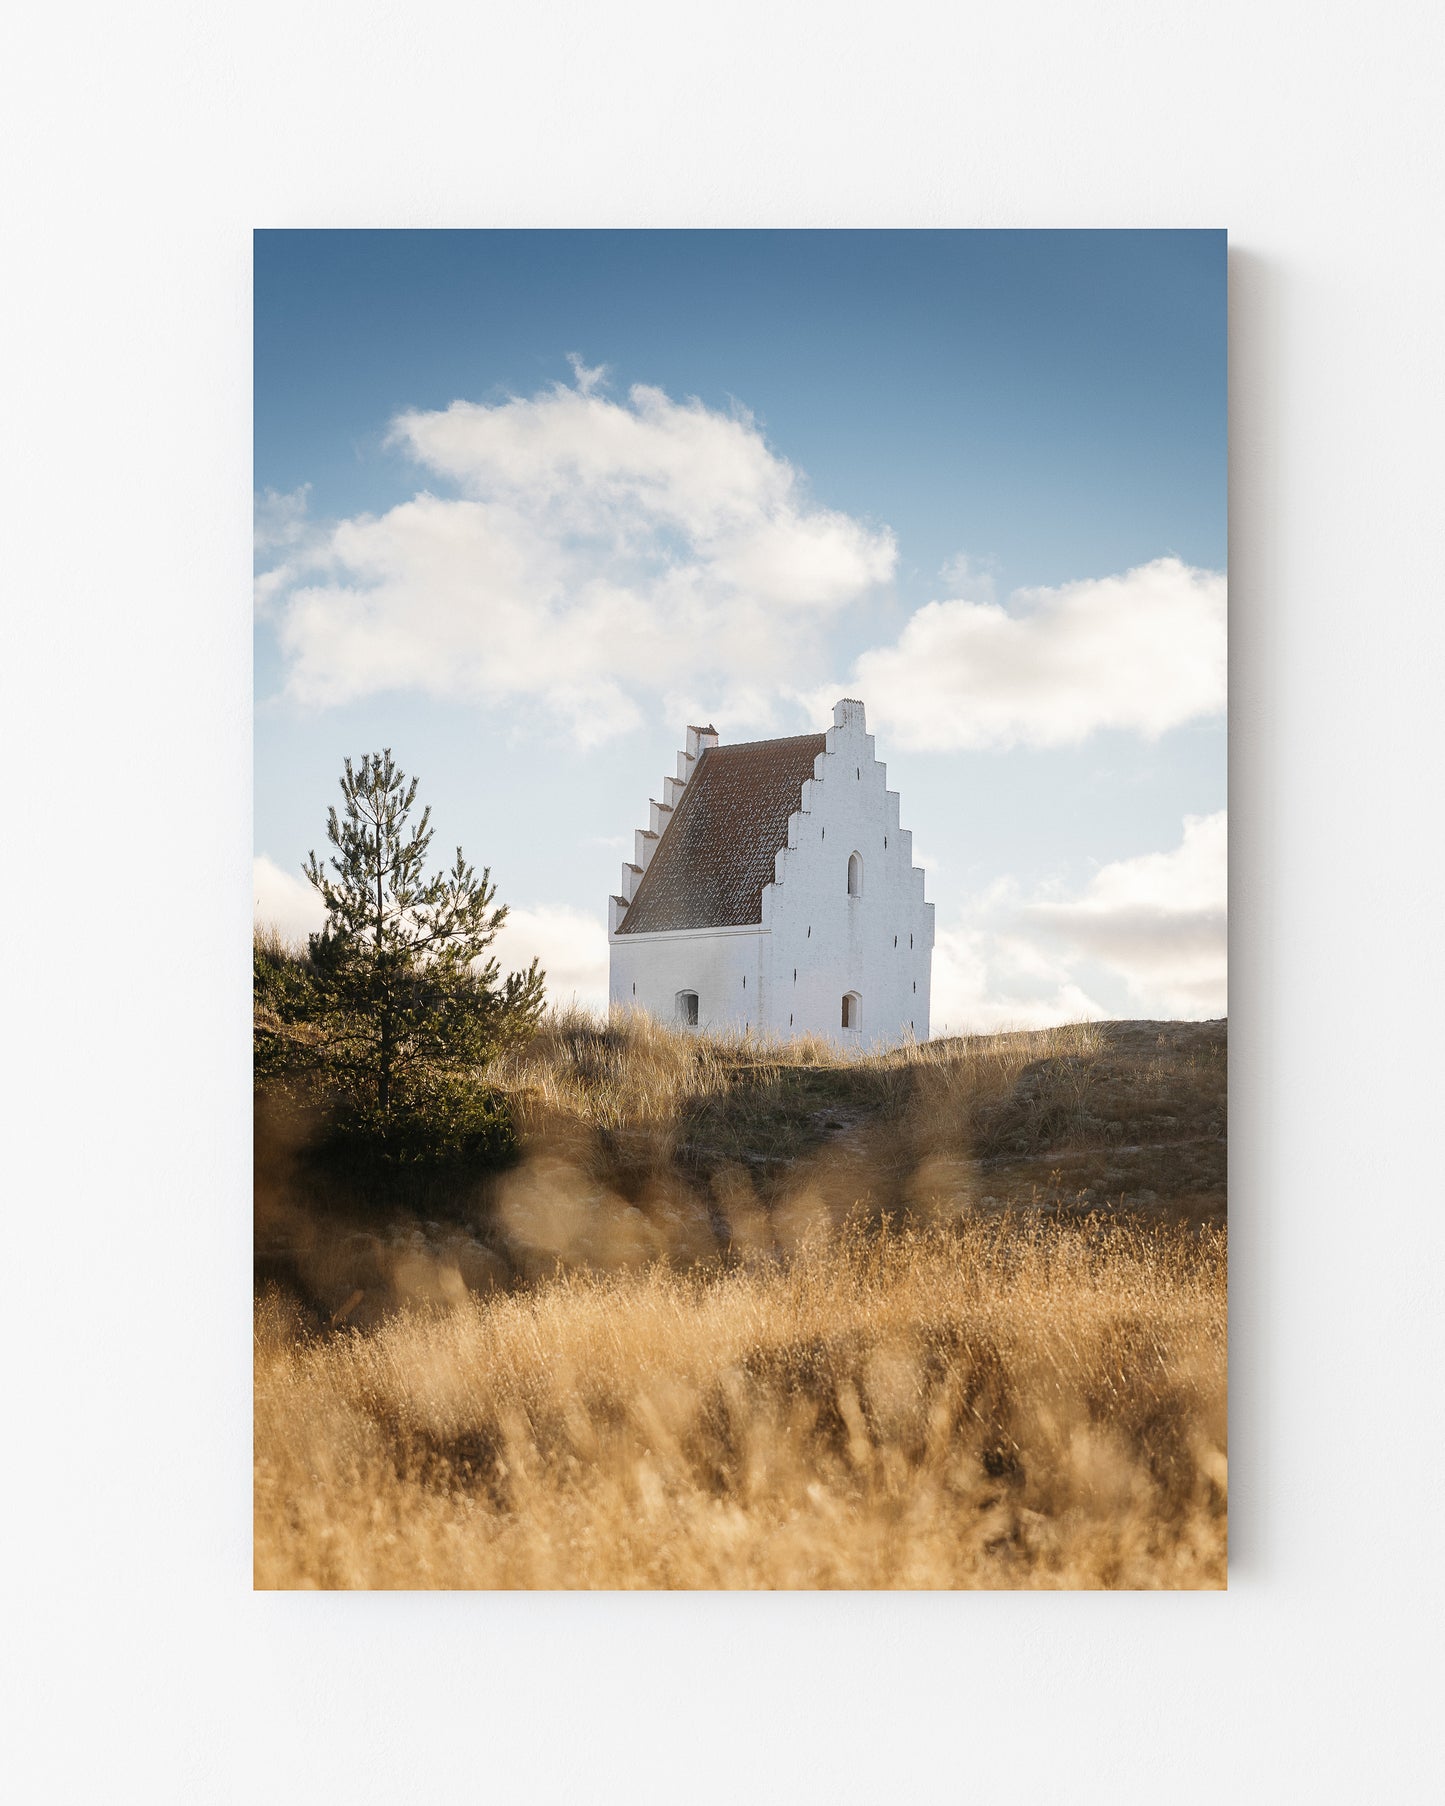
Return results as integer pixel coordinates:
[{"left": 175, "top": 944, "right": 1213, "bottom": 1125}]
[{"left": 315, "top": 1071, "right": 520, "bottom": 1172}]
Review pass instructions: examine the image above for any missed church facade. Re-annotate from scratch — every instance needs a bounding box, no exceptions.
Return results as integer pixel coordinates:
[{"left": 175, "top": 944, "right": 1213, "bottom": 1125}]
[{"left": 608, "top": 699, "right": 933, "bottom": 1048}]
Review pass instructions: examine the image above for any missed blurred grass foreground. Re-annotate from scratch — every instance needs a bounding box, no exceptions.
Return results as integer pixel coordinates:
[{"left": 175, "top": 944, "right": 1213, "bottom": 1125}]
[{"left": 255, "top": 1002, "right": 1227, "bottom": 1589}]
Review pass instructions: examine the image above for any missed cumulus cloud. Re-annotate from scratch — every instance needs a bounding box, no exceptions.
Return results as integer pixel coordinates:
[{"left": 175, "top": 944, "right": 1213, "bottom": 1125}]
[
  {"left": 930, "top": 872, "right": 1113, "bottom": 1033},
  {"left": 932, "top": 915, "right": 1111, "bottom": 1034},
  {"left": 1020, "top": 811, "right": 1227, "bottom": 1016},
  {"left": 257, "top": 373, "right": 896, "bottom": 743},
  {"left": 832, "top": 556, "right": 1225, "bottom": 752},
  {"left": 935, "top": 550, "right": 998, "bottom": 602},
  {"left": 253, "top": 485, "right": 313, "bottom": 555},
  {"left": 492, "top": 903, "right": 609, "bottom": 1012},
  {"left": 930, "top": 812, "right": 1227, "bottom": 1032}
]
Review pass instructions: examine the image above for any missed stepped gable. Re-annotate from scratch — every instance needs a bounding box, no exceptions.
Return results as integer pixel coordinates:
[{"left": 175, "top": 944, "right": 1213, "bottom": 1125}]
[{"left": 617, "top": 732, "right": 826, "bottom": 933}]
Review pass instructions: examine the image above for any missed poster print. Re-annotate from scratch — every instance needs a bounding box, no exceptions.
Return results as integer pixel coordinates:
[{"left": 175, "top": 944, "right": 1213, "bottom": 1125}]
[{"left": 254, "top": 230, "right": 1227, "bottom": 1589}]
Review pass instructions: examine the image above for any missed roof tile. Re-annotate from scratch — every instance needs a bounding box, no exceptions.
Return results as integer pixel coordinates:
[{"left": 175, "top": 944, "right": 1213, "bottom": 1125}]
[{"left": 617, "top": 733, "right": 825, "bottom": 933}]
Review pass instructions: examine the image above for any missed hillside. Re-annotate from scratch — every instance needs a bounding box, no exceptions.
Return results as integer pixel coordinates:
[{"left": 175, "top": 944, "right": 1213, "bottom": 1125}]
[
  {"left": 256, "top": 1012, "right": 1225, "bottom": 1328},
  {"left": 255, "top": 1012, "right": 1227, "bottom": 1589}
]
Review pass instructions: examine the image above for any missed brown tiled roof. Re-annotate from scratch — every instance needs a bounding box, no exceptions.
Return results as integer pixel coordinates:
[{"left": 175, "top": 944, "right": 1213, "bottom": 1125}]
[{"left": 617, "top": 733, "right": 826, "bottom": 933}]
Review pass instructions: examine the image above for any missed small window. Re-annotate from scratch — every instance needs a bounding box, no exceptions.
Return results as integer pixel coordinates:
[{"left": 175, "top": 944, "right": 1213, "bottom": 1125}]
[
  {"left": 793, "top": 967, "right": 797, "bottom": 981},
  {"left": 884, "top": 835, "right": 888, "bottom": 849},
  {"left": 677, "top": 990, "right": 699, "bottom": 1026},
  {"left": 893, "top": 934, "right": 897, "bottom": 948},
  {"left": 856, "top": 767, "right": 860, "bottom": 779},
  {"left": 841, "top": 992, "right": 861, "bottom": 1031},
  {"left": 742, "top": 975, "right": 746, "bottom": 989},
  {"left": 847, "top": 852, "right": 863, "bottom": 897},
  {"left": 913, "top": 980, "right": 917, "bottom": 993},
  {"left": 909, "top": 933, "right": 913, "bottom": 949},
  {"left": 789, "top": 1013, "right": 794, "bottom": 1027},
  {"left": 632, "top": 982, "right": 636, "bottom": 995}
]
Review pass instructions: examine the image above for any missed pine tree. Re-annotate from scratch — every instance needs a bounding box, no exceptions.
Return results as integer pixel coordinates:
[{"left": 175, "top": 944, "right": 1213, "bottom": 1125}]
[{"left": 302, "top": 750, "right": 544, "bottom": 1135}]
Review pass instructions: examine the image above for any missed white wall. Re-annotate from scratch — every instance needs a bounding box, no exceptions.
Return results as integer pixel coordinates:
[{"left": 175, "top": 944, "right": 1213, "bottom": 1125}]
[
  {"left": 762, "top": 699, "right": 933, "bottom": 1048},
  {"left": 609, "top": 922, "right": 763, "bottom": 1032}
]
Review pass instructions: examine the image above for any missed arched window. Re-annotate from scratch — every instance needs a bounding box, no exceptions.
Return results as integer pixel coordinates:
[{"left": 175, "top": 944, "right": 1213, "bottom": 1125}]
[
  {"left": 676, "top": 990, "right": 699, "bottom": 1026},
  {"left": 847, "top": 851, "right": 863, "bottom": 897},
  {"left": 841, "top": 992, "right": 861, "bottom": 1031}
]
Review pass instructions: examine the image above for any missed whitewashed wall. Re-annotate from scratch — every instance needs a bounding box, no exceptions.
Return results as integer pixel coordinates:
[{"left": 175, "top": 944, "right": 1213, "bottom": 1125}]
[
  {"left": 608, "top": 922, "right": 763, "bottom": 1032},
  {"left": 761, "top": 699, "right": 933, "bottom": 1048}
]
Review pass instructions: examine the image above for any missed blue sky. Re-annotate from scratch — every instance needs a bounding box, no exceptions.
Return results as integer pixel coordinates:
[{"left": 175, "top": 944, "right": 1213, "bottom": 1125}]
[{"left": 255, "top": 229, "right": 1226, "bottom": 1027}]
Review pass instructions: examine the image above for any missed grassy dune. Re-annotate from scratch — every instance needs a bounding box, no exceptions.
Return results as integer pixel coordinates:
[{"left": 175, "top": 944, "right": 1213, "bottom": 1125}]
[{"left": 254, "top": 1010, "right": 1227, "bottom": 1589}]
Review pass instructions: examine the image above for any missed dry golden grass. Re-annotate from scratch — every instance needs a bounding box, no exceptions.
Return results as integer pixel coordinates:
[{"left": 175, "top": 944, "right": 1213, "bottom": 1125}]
[
  {"left": 490, "top": 1004, "right": 1105, "bottom": 1136},
  {"left": 255, "top": 1212, "right": 1226, "bottom": 1590},
  {"left": 255, "top": 1007, "right": 1226, "bottom": 1588}
]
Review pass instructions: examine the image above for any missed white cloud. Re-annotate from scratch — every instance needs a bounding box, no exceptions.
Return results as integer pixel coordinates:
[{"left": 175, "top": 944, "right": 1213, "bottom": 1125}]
[
  {"left": 565, "top": 352, "right": 608, "bottom": 395},
  {"left": 253, "top": 854, "right": 325, "bottom": 945},
  {"left": 936, "top": 550, "right": 998, "bottom": 602},
  {"left": 253, "top": 484, "right": 313, "bottom": 554},
  {"left": 830, "top": 556, "right": 1225, "bottom": 752},
  {"left": 258, "top": 373, "right": 896, "bottom": 743},
  {"left": 930, "top": 874, "right": 1112, "bottom": 1034},
  {"left": 493, "top": 903, "right": 609, "bottom": 1012},
  {"left": 1020, "top": 811, "right": 1227, "bottom": 1016},
  {"left": 929, "top": 812, "right": 1227, "bottom": 1032}
]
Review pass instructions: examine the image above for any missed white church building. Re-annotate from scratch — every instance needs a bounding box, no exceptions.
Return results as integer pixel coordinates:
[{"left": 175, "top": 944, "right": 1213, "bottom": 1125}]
[{"left": 608, "top": 699, "right": 933, "bottom": 1049}]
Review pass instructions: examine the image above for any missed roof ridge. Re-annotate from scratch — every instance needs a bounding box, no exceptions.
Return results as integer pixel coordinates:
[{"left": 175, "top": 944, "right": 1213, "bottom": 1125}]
[{"left": 701, "top": 730, "right": 827, "bottom": 754}]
